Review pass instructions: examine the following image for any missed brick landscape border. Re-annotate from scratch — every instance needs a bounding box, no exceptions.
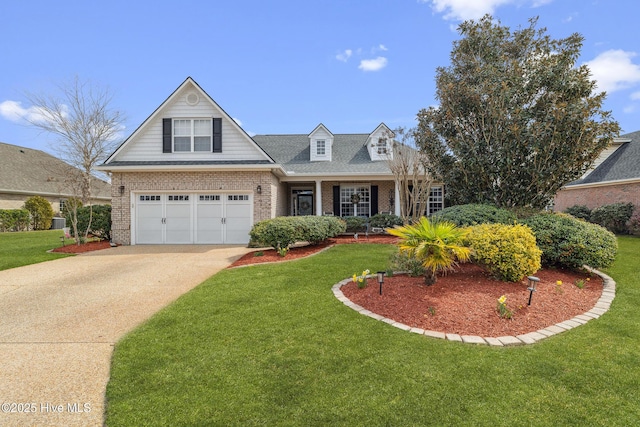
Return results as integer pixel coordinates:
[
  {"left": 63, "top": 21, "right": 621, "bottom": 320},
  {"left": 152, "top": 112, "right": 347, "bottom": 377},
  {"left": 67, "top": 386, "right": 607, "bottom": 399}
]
[{"left": 332, "top": 266, "right": 616, "bottom": 346}]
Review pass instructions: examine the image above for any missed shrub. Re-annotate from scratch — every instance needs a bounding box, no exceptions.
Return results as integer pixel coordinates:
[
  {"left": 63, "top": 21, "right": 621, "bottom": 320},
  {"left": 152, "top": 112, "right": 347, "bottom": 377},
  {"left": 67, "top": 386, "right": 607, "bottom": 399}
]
[
  {"left": 431, "top": 203, "right": 517, "bottom": 227},
  {"left": 590, "top": 202, "right": 635, "bottom": 234},
  {"left": 65, "top": 205, "right": 112, "bottom": 240},
  {"left": 389, "top": 250, "right": 426, "bottom": 277},
  {"left": 369, "top": 213, "right": 403, "bottom": 230},
  {"left": 0, "top": 209, "right": 30, "bottom": 232},
  {"left": 628, "top": 211, "right": 640, "bottom": 236},
  {"left": 23, "top": 196, "right": 54, "bottom": 230},
  {"left": 564, "top": 205, "right": 591, "bottom": 221},
  {"left": 249, "top": 216, "right": 346, "bottom": 250},
  {"left": 465, "top": 223, "right": 541, "bottom": 282},
  {"left": 342, "top": 216, "right": 367, "bottom": 233},
  {"left": 387, "top": 217, "right": 471, "bottom": 285},
  {"left": 522, "top": 212, "right": 617, "bottom": 269}
]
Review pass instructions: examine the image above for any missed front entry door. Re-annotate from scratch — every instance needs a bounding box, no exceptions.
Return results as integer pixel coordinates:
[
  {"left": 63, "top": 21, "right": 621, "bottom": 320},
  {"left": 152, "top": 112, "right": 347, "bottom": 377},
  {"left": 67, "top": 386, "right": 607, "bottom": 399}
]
[{"left": 297, "top": 194, "right": 314, "bottom": 216}]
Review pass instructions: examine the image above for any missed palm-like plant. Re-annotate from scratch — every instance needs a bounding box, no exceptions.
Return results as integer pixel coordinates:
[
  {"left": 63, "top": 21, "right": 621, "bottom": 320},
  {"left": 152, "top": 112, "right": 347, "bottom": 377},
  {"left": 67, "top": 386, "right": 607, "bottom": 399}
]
[{"left": 387, "top": 217, "right": 471, "bottom": 285}]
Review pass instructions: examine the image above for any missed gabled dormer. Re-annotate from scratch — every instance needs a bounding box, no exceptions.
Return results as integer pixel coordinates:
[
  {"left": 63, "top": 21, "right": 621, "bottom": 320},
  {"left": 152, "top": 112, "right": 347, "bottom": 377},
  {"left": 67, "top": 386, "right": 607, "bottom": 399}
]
[
  {"left": 366, "top": 123, "right": 394, "bottom": 161},
  {"left": 309, "top": 124, "right": 333, "bottom": 162}
]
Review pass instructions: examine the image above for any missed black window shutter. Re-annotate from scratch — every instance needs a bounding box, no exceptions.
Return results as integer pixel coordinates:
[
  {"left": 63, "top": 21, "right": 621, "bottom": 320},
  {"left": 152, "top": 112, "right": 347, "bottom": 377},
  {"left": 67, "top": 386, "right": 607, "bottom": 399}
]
[
  {"left": 162, "top": 118, "right": 172, "bottom": 153},
  {"left": 370, "top": 185, "right": 378, "bottom": 216},
  {"left": 333, "top": 186, "right": 340, "bottom": 216},
  {"left": 213, "top": 118, "right": 222, "bottom": 152}
]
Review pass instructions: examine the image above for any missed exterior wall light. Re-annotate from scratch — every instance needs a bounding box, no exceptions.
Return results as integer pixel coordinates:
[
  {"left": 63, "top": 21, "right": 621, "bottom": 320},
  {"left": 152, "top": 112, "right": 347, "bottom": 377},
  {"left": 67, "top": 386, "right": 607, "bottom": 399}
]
[
  {"left": 257, "top": 185, "right": 262, "bottom": 194},
  {"left": 119, "top": 185, "right": 125, "bottom": 195}
]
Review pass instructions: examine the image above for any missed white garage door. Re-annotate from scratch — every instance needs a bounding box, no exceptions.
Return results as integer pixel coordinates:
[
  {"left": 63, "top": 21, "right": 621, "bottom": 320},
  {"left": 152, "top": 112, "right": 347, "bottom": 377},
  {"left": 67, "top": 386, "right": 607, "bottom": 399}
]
[{"left": 135, "top": 193, "right": 251, "bottom": 244}]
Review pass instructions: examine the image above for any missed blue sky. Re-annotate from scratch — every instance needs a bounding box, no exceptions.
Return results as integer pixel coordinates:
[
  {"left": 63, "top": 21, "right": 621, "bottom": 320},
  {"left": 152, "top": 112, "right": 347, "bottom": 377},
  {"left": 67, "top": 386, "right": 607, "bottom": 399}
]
[{"left": 1, "top": 0, "right": 639, "bottom": 154}]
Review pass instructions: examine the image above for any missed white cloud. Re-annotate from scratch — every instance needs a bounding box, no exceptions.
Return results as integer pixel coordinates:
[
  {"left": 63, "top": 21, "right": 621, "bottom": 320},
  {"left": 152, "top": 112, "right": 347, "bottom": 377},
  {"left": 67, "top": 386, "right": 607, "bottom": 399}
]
[
  {"left": 358, "top": 57, "right": 388, "bottom": 72},
  {"left": 0, "top": 99, "right": 63, "bottom": 124},
  {"left": 584, "top": 50, "right": 640, "bottom": 93},
  {"left": 631, "top": 91, "right": 640, "bottom": 100},
  {"left": 232, "top": 117, "right": 243, "bottom": 127},
  {"left": 378, "top": 44, "right": 388, "bottom": 51},
  {"left": 428, "top": 0, "right": 515, "bottom": 21},
  {"left": 336, "top": 49, "right": 353, "bottom": 62}
]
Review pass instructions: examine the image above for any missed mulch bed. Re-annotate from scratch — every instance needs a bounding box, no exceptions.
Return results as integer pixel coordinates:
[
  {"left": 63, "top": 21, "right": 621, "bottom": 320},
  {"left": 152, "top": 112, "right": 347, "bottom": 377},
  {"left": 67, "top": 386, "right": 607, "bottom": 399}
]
[{"left": 51, "top": 240, "right": 113, "bottom": 254}]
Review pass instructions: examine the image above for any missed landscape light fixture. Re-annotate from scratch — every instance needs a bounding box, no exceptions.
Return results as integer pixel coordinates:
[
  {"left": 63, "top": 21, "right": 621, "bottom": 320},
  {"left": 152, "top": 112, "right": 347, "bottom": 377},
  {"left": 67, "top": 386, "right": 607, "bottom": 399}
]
[
  {"left": 377, "top": 271, "right": 386, "bottom": 295},
  {"left": 527, "top": 276, "right": 540, "bottom": 306},
  {"left": 256, "top": 185, "right": 262, "bottom": 194}
]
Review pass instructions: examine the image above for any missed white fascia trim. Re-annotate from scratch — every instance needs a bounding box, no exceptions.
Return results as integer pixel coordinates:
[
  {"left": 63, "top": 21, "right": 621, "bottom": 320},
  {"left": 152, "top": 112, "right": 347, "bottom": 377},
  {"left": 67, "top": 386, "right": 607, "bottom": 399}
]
[
  {"left": 280, "top": 173, "right": 394, "bottom": 182},
  {"left": 0, "top": 188, "right": 110, "bottom": 200},
  {"left": 96, "top": 164, "right": 285, "bottom": 173},
  {"left": 562, "top": 177, "right": 640, "bottom": 190}
]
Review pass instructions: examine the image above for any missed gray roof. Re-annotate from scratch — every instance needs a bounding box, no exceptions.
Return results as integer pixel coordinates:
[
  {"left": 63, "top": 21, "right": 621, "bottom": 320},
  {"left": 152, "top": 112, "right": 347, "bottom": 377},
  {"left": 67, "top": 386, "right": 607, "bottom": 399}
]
[
  {"left": 252, "top": 134, "right": 392, "bottom": 175},
  {"left": 0, "top": 142, "right": 111, "bottom": 199},
  {"left": 569, "top": 130, "right": 640, "bottom": 185}
]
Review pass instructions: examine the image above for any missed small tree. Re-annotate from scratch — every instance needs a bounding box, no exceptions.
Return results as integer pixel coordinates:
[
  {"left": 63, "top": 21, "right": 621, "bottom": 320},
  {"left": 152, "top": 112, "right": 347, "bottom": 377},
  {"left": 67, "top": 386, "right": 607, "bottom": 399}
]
[
  {"left": 24, "top": 77, "right": 123, "bottom": 243},
  {"left": 386, "top": 217, "right": 471, "bottom": 285},
  {"left": 386, "top": 127, "right": 435, "bottom": 223},
  {"left": 23, "top": 196, "right": 54, "bottom": 230},
  {"left": 416, "top": 15, "right": 620, "bottom": 209}
]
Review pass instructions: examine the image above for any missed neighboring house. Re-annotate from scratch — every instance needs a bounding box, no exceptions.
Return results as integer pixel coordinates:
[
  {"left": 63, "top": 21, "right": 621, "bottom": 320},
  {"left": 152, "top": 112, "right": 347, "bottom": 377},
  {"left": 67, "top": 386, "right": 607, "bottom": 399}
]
[
  {"left": 0, "top": 142, "right": 111, "bottom": 215},
  {"left": 554, "top": 130, "right": 640, "bottom": 214},
  {"left": 98, "top": 77, "right": 444, "bottom": 245}
]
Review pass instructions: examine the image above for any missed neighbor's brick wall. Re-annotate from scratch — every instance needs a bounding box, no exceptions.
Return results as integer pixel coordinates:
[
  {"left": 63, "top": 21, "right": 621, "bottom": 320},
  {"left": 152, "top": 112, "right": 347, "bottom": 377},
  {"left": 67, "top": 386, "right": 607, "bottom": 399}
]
[
  {"left": 554, "top": 182, "right": 640, "bottom": 214},
  {"left": 110, "top": 171, "right": 275, "bottom": 245}
]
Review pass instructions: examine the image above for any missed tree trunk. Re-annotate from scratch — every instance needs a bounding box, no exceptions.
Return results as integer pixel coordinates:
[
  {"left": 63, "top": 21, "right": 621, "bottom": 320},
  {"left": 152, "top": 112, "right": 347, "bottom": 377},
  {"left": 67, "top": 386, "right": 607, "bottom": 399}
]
[{"left": 424, "top": 270, "right": 436, "bottom": 286}]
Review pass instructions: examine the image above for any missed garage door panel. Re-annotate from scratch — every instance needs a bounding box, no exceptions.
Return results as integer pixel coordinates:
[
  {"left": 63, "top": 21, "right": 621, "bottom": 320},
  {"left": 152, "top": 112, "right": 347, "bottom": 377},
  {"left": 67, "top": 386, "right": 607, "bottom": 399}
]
[
  {"left": 165, "top": 200, "right": 191, "bottom": 244},
  {"left": 196, "top": 203, "right": 223, "bottom": 244},
  {"left": 136, "top": 197, "right": 163, "bottom": 244},
  {"left": 225, "top": 196, "right": 251, "bottom": 244}
]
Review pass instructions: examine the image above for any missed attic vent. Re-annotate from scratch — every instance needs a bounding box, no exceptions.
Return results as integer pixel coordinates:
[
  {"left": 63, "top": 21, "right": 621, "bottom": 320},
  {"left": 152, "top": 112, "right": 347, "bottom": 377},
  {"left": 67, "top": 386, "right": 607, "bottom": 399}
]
[{"left": 186, "top": 92, "right": 200, "bottom": 106}]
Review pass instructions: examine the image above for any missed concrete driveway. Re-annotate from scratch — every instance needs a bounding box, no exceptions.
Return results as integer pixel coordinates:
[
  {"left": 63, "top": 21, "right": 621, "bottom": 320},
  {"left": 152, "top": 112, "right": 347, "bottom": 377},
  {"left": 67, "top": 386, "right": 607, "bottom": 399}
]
[{"left": 0, "top": 244, "right": 251, "bottom": 427}]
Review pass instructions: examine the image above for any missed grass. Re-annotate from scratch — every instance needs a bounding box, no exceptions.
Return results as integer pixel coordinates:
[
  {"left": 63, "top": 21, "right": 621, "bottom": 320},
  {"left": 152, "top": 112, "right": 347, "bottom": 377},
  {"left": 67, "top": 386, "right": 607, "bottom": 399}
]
[
  {"left": 105, "top": 238, "right": 640, "bottom": 426},
  {"left": 0, "top": 229, "right": 73, "bottom": 271}
]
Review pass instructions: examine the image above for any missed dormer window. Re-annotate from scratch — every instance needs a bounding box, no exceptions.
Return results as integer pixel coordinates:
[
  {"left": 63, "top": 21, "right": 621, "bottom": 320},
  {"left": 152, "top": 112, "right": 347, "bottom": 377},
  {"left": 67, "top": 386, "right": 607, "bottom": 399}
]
[
  {"left": 174, "top": 119, "right": 212, "bottom": 152},
  {"left": 317, "top": 140, "right": 326, "bottom": 155},
  {"left": 377, "top": 138, "right": 388, "bottom": 154}
]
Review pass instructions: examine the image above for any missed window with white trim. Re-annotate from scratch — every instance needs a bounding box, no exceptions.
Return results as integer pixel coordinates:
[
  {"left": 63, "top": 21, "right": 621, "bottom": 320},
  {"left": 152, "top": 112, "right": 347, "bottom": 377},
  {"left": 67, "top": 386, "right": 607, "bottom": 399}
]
[
  {"left": 428, "top": 186, "right": 444, "bottom": 214},
  {"left": 316, "top": 140, "right": 326, "bottom": 155},
  {"left": 340, "top": 185, "right": 370, "bottom": 217},
  {"left": 377, "top": 138, "right": 388, "bottom": 154},
  {"left": 173, "top": 119, "right": 212, "bottom": 152}
]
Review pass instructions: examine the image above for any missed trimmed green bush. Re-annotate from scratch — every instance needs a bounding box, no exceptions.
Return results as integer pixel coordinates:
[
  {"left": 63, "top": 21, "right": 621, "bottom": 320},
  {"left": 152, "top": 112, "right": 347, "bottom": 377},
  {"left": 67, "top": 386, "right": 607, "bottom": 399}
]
[
  {"left": 342, "top": 216, "right": 367, "bottom": 233},
  {"left": 465, "top": 223, "right": 541, "bottom": 282},
  {"left": 389, "top": 250, "right": 426, "bottom": 277},
  {"left": 249, "top": 216, "right": 346, "bottom": 250},
  {"left": 590, "top": 202, "right": 634, "bottom": 234},
  {"left": 65, "top": 205, "right": 112, "bottom": 240},
  {"left": 0, "top": 209, "right": 30, "bottom": 232},
  {"left": 431, "top": 203, "right": 516, "bottom": 227},
  {"left": 564, "top": 205, "right": 591, "bottom": 221},
  {"left": 23, "top": 196, "right": 54, "bottom": 230},
  {"left": 522, "top": 212, "right": 617, "bottom": 269},
  {"left": 369, "top": 213, "right": 403, "bottom": 229}
]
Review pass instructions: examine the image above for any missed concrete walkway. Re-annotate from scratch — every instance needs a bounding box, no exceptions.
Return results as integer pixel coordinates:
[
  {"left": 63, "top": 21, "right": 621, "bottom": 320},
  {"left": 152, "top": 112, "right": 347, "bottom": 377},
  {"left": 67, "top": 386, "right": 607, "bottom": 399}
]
[{"left": 0, "top": 245, "right": 251, "bottom": 427}]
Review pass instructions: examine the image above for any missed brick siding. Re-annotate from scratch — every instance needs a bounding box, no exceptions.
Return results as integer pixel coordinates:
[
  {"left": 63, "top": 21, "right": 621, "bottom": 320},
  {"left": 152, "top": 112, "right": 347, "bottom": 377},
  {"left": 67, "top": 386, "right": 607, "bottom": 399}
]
[{"left": 554, "top": 181, "right": 640, "bottom": 214}]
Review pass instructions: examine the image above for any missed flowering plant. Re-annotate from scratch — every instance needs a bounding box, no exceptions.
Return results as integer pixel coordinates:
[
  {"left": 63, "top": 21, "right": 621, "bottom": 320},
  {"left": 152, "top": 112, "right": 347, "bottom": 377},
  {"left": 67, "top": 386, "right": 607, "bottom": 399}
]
[
  {"left": 497, "top": 295, "right": 512, "bottom": 319},
  {"left": 353, "top": 269, "right": 370, "bottom": 289}
]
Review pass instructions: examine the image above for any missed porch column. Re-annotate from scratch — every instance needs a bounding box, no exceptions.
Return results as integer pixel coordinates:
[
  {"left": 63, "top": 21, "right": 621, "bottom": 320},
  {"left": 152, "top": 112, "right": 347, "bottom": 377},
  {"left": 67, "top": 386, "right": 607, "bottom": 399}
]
[
  {"left": 315, "top": 180, "right": 323, "bottom": 216},
  {"left": 394, "top": 184, "right": 401, "bottom": 216}
]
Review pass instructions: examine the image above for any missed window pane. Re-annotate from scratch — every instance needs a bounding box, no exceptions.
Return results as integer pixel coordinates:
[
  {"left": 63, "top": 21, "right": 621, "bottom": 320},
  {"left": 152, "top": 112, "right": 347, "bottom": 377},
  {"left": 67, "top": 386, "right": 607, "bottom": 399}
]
[
  {"left": 174, "top": 120, "right": 191, "bottom": 136},
  {"left": 194, "top": 136, "right": 211, "bottom": 151},
  {"left": 174, "top": 136, "right": 191, "bottom": 152},
  {"left": 194, "top": 120, "right": 211, "bottom": 135}
]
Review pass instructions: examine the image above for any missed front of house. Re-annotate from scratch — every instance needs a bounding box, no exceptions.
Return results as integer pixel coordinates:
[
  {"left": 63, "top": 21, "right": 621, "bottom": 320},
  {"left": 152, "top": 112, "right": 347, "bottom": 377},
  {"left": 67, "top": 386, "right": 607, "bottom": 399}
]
[{"left": 98, "top": 77, "right": 443, "bottom": 245}]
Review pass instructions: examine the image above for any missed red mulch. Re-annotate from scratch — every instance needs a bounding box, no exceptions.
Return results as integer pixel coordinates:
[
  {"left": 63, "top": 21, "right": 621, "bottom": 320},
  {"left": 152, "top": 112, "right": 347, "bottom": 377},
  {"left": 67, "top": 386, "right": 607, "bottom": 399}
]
[
  {"left": 230, "top": 234, "right": 399, "bottom": 267},
  {"left": 231, "top": 236, "right": 604, "bottom": 337},
  {"left": 342, "top": 264, "right": 602, "bottom": 337},
  {"left": 51, "top": 240, "right": 113, "bottom": 253}
]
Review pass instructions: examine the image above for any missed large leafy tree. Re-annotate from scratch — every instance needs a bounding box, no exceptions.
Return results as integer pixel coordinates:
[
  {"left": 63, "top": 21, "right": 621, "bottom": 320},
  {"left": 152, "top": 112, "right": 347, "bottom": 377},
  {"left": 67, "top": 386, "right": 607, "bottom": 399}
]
[{"left": 416, "top": 15, "right": 620, "bottom": 209}]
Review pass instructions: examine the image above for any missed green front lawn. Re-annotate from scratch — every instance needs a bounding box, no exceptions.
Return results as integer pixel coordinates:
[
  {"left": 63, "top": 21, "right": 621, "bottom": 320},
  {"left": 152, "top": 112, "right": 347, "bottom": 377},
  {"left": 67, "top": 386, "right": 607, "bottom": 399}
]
[
  {"left": 106, "top": 238, "right": 640, "bottom": 426},
  {"left": 0, "top": 230, "right": 72, "bottom": 271}
]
